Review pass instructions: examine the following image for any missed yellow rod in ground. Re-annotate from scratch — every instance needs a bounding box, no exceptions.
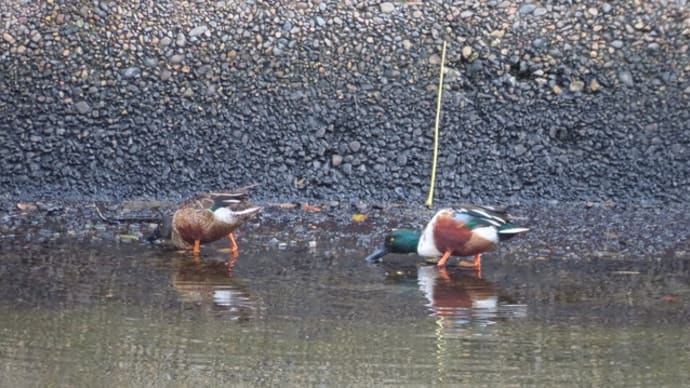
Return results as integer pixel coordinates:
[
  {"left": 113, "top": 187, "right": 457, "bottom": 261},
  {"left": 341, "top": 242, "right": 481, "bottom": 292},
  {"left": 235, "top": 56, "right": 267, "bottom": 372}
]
[{"left": 425, "top": 41, "right": 447, "bottom": 208}]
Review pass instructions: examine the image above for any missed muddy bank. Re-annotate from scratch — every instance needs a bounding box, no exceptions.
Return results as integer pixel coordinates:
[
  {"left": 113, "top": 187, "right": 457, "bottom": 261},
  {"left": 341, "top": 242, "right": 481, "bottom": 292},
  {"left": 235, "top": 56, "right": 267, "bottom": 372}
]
[{"left": 2, "top": 199, "right": 688, "bottom": 265}]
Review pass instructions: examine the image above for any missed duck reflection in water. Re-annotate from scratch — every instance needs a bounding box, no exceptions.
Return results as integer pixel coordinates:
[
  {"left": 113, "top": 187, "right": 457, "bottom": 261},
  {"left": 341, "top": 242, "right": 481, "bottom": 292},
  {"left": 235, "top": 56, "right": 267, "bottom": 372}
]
[
  {"left": 417, "top": 266, "right": 498, "bottom": 321},
  {"left": 172, "top": 258, "right": 261, "bottom": 321},
  {"left": 383, "top": 264, "right": 527, "bottom": 326}
]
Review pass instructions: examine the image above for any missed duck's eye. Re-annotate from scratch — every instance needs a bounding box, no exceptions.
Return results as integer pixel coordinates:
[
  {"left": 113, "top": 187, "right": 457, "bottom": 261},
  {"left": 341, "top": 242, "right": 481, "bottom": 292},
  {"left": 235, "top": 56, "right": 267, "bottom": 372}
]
[{"left": 389, "top": 237, "right": 395, "bottom": 242}]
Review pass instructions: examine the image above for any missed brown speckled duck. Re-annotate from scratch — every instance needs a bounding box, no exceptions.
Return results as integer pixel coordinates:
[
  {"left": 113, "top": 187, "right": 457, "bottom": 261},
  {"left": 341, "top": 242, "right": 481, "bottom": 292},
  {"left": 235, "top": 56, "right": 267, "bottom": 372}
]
[{"left": 150, "top": 185, "right": 261, "bottom": 256}]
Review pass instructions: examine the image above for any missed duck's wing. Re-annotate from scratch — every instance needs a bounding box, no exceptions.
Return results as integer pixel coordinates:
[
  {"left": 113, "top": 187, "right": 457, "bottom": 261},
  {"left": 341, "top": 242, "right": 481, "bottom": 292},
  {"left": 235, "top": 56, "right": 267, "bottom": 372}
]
[
  {"left": 454, "top": 205, "right": 510, "bottom": 227},
  {"left": 178, "top": 184, "right": 258, "bottom": 211}
]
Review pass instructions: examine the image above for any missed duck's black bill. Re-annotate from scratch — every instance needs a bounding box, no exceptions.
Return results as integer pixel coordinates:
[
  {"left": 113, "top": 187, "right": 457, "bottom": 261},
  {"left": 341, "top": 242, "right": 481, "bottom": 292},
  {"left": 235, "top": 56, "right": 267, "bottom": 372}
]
[{"left": 365, "top": 247, "right": 390, "bottom": 263}]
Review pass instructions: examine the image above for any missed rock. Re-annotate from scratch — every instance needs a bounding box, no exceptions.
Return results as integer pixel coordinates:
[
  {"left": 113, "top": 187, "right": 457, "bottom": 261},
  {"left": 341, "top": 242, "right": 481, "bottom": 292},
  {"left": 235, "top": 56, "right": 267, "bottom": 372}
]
[
  {"left": 569, "top": 80, "right": 585, "bottom": 93},
  {"left": 462, "top": 46, "right": 473, "bottom": 60},
  {"left": 618, "top": 70, "right": 634, "bottom": 87},
  {"left": 590, "top": 79, "right": 601, "bottom": 92},
  {"left": 30, "top": 31, "right": 42, "bottom": 42},
  {"left": 75, "top": 101, "right": 91, "bottom": 114},
  {"left": 332, "top": 154, "right": 343, "bottom": 167},
  {"left": 349, "top": 141, "right": 361, "bottom": 152},
  {"left": 519, "top": 4, "right": 536, "bottom": 15},
  {"left": 189, "top": 25, "right": 208, "bottom": 38},
  {"left": 533, "top": 8, "right": 547, "bottom": 17},
  {"left": 122, "top": 67, "right": 141, "bottom": 78},
  {"left": 611, "top": 40, "right": 624, "bottom": 49},
  {"left": 176, "top": 32, "right": 186, "bottom": 47},
  {"left": 380, "top": 2, "right": 395, "bottom": 13},
  {"left": 170, "top": 54, "right": 185, "bottom": 64},
  {"left": 2, "top": 32, "right": 15, "bottom": 44},
  {"left": 514, "top": 144, "right": 527, "bottom": 157},
  {"left": 532, "top": 38, "right": 546, "bottom": 49}
]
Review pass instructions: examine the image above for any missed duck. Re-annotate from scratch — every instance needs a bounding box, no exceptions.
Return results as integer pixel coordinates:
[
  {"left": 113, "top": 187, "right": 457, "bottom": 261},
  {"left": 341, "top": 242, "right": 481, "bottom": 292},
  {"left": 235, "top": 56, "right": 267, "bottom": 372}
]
[
  {"left": 365, "top": 205, "right": 528, "bottom": 270},
  {"left": 149, "top": 185, "right": 262, "bottom": 256}
]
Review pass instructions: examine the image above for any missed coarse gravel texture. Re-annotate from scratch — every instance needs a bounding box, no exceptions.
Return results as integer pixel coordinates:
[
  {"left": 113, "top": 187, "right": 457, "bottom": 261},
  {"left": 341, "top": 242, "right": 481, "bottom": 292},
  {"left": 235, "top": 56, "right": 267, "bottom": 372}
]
[{"left": 1, "top": 0, "right": 689, "bottom": 204}]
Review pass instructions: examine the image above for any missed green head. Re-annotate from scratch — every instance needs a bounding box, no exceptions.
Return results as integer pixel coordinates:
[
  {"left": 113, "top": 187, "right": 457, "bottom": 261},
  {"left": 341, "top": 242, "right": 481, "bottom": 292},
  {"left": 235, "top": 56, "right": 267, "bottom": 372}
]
[{"left": 365, "top": 229, "right": 421, "bottom": 263}]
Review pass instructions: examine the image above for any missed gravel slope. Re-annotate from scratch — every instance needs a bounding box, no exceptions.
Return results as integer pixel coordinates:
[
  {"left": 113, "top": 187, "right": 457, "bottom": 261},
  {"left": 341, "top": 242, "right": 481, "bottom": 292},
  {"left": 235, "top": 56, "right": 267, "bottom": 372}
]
[{"left": 1, "top": 1, "right": 688, "bottom": 203}]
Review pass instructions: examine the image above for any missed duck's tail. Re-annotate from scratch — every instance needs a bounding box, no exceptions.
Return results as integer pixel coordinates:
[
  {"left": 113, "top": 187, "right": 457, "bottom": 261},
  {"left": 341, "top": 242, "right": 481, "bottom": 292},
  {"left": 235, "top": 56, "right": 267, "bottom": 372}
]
[{"left": 497, "top": 224, "right": 529, "bottom": 241}]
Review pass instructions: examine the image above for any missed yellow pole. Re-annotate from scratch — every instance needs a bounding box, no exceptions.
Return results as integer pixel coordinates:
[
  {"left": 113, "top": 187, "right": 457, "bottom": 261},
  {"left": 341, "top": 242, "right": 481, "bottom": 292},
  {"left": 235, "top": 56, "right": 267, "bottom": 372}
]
[{"left": 425, "top": 41, "right": 447, "bottom": 208}]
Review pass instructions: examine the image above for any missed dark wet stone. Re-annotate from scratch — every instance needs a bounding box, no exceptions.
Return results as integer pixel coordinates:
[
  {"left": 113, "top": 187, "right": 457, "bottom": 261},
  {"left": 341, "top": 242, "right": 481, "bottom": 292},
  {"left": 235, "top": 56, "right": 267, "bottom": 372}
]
[
  {"left": 618, "top": 70, "right": 634, "bottom": 87},
  {"left": 189, "top": 25, "right": 208, "bottom": 37},
  {"left": 122, "top": 67, "right": 141, "bottom": 78},
  {"left": 170, "top": 54, "right": 184, "bottom": 64},
  {"left": 519, "top": 4, "right": 536, "bottom": 15},
  {"left": 532, "top": 38, "right": 546, "bottom": 49},
  {"left": 75, "top": 101, "right": 90, "bottom": 114}
]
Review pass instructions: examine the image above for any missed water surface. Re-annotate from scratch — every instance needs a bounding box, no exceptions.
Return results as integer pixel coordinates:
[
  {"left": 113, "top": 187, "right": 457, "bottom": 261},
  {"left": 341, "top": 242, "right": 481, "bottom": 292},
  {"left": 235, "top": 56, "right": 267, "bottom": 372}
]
[{"left": 1, "top": 204, "right": 689, "bottom": 387}]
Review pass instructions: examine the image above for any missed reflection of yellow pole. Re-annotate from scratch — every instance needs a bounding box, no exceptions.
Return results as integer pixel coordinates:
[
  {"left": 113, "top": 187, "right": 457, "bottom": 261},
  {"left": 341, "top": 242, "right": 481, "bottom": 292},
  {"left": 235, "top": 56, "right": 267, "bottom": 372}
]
[
  {"left": 434, "top": 316, "right": 446, "bottom": 385},
  {"left": 425, "top": 41, "right": 447, "bottom": 208}
]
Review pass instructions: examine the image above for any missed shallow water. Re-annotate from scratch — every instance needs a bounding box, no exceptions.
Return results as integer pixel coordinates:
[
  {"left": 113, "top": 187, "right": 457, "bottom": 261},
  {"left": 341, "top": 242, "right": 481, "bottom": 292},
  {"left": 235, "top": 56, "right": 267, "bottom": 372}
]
[{"left": 1, "top": 204, "right": 689, "bottom": 387}]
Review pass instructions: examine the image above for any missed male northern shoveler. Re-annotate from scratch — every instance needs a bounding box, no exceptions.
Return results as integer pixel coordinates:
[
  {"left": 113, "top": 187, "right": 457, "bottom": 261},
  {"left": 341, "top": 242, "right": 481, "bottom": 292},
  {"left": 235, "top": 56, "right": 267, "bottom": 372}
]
[
  {"left": 365, "top": 205, "right": 528, "bottom": 270},
  {"left": 149, "top": 185, "right": 261, "bottom": 256}
]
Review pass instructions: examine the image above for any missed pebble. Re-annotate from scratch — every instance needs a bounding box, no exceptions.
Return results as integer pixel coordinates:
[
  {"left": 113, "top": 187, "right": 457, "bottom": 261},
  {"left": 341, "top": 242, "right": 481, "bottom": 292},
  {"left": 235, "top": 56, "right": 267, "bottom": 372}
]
[
  {"left": 189, "top": 25, "right": 208, "bottom": 38},
  {"left": 611, "top": 40, "right": 624, "bottom": 49},
  {"left": 160, "top": 69, "right": 172, "bottom": 81},
  {"left": 349, "top": 141, "right": 361, "bottom": 152},
  {"left": 332, "top": 154, "right": 343, "bottom": 167},
  {"left": 532, "top": 38, "right": 546, "bottom": 49},
  {"left": 519, "top": 4, "right": 536, "bottom": 15},
  {"left": 75, "top": 101, "right": 90, "bottom": 114},
  {"left": 170, "top": 54, "right": 185, "bottom": 64},
  {"left": 569, "top": 80, "right": 585, "bottom": 93},
  {"left": 618, "top": 70, "right": 634, "bottom": 87},
  {"left": 590, "top": 79, "right": 601, "bottom": 92},
  {"left": 2, "top": 32, "right": 15, "bottom": 44},
  {"left": 533, "top": 8, "right": 547, "bottom": 17},
  {"left": 462, "top": 46, "right": 472, "bottom": 60},
  {"left": 380, "top": 2, "right": 395, "bottom": 13},
  {"left": 122, "top": 67, "right": 141, "bottom": 78}
]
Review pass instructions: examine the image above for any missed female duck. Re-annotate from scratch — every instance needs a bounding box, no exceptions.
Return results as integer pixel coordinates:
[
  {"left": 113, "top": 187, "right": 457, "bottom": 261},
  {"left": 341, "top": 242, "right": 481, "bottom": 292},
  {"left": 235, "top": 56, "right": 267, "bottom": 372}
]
[{"left": 150, "top": 185, "right": 261, "bottom": 256}]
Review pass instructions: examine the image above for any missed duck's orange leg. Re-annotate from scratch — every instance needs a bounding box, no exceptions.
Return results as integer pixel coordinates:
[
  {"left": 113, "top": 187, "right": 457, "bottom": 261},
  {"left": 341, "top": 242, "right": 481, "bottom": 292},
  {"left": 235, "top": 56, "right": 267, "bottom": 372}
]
[
  {"left": 226, "top": 254, "right": 239, "bottom": 274},
  {"left": 228, "top": 233, "right": 239, "bottom": 258},
  {"left": 473, "top": 254, "right": 481, "bottom": 269},
  {"left": 438, "top": 266, "right": 451, "bottom": 281},
  {"left": 436, "top": 251, "right": 452, "bottom": 267},
  {"left": 192, "top": 240, "right": 201, "bottom": 254},
  {"left": 473, "top": 254, "right": 482, "bottom": 278}
]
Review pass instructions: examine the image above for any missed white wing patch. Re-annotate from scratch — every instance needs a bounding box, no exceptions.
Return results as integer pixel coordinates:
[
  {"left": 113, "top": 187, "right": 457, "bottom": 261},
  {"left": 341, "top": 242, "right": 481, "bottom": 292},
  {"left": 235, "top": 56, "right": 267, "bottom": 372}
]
[{"left": 472, "top": 226, "right": 499, "bottom": 244}]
